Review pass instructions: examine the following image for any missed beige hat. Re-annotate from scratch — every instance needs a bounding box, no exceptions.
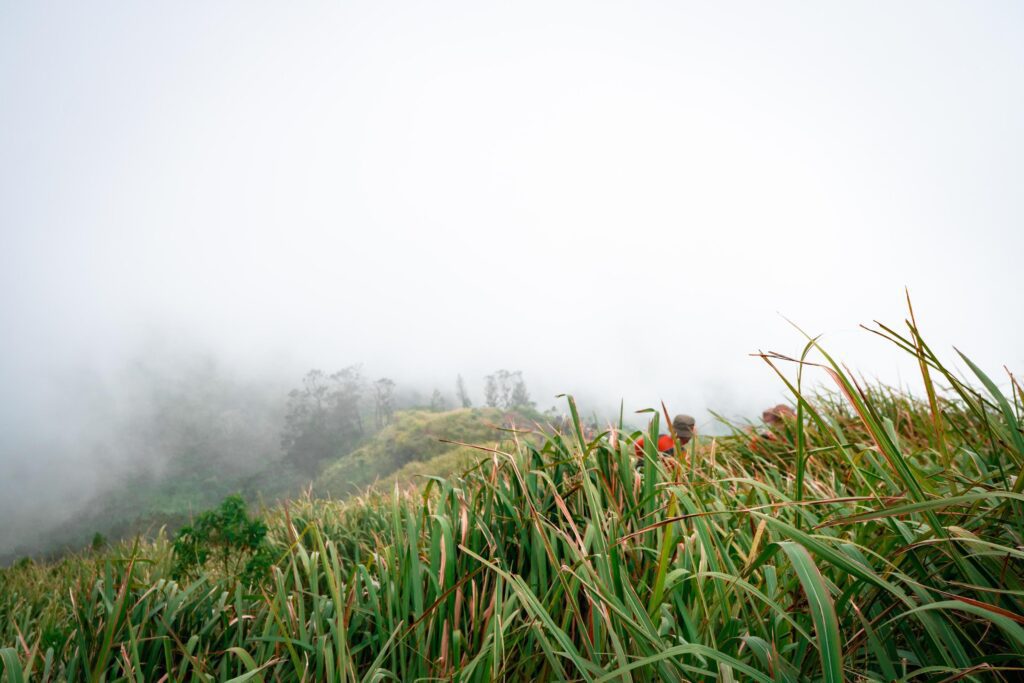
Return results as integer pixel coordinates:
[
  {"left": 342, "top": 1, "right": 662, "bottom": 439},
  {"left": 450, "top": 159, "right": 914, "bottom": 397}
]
[
  {"left": 672, "top": 414, "right": 696, "bottom": 440},
  {"left": 762, "top": 404, "right": 796, "bottom": 425}
]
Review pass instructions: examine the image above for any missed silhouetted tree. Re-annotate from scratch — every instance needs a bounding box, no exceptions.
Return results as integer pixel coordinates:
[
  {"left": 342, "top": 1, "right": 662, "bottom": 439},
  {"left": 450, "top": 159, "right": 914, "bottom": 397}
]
[
  {"left": 281, "top": 365, "right": 366, "bottom": 474},
  {"left": 331, "top": 365, "right": 365, "bottom": 437},
  {"left": 484, "top": 374, "right": 499, "bottom": 408},
  {"left": 497, "top": 370, "right": 513, "bottom": 409},
  {"left": 373, "top": 378, "right": 395, "bottom": 428},
  {"left": 281, "top": 370, "right": 334, "bottom": 474},
  {"left": 483, "top": 370, "right": 533, "bottom": 410},
  {"left": 455, "top": 374, "right": 472, "bottom": 408},
  {"left": 510, "top": 373, "right": 534, "bottom": 410},
  {"left": 430, "top": 389, "right": 446, "bottom": 412}
]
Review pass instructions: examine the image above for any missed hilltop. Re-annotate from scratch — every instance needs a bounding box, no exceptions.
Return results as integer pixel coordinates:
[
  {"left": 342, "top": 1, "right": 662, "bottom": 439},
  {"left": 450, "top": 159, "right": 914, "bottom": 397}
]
[{"left": 314, "top": 407, "right": 540, "bottom": 497}]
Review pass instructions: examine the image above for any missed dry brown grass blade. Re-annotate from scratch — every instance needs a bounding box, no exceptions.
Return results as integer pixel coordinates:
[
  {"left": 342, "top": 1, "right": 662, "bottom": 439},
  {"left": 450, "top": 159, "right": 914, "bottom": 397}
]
[{"left": 616, "top": 496, "right": 900, "bottom": 544}]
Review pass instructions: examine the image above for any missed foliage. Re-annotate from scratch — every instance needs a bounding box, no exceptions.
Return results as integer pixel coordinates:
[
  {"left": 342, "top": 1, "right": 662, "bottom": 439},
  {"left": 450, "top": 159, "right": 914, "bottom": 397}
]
[
  {"left": 372, "top": 377, "right": 396, "bottom": 428},
  {"left": 483, "top": 368, "right": 535, "bottom": 409},
  {"left": 3, "top": 308, "right": 1024, "bottom": 681},
  {"left": 456, "top": 373, "right": 473, "bottom": 408},
  {"left": 483, "top": 372, "right": 499, "bottom": 408},
  {"left": 281, "top": 366, "right": 367, "bottom": 473},
  {"left": 430, "top": 388, "right": 447, "bottom": 411},
  {"left": 170, "top": 495, "right": 272, "bottom": 584}
]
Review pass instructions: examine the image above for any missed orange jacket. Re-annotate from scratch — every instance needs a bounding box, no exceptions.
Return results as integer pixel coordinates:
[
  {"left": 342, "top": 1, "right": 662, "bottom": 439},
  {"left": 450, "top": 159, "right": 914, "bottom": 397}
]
[{"left": 634, "top": 434, "right": 675, "bottom": 457}]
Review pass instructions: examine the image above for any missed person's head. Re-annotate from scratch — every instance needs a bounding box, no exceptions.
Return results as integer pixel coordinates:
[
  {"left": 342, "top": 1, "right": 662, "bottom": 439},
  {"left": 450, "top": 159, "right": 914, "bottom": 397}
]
[
  {"left": 762, "top": 404, "right": 796, "bottom": 425},
  {"left": 672, "top": 414, "right": 696, "bottom": 445}
]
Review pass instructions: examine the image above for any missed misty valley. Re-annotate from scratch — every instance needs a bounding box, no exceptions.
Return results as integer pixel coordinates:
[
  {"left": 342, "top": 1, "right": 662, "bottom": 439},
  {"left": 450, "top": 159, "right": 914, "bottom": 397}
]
[{"left": 0, "top": 361, "right": 544, "bottom": 565}]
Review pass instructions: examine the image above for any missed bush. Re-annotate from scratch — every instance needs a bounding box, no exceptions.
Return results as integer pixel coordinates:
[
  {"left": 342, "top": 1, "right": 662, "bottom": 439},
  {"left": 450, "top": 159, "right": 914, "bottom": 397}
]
[{"left": 171, "top": 495, "right": 272, "bottom": 584}]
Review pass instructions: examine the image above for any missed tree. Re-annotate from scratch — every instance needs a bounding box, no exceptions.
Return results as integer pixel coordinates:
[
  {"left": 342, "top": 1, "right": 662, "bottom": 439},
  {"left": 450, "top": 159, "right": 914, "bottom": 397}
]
[
  {"left": 510, "top": 372, "right": 534, "bottom": 410},
  {"left": 373, "top": 377, "right": 396, "bottom": 428},
  {"left": 172, "top": 495, "right": 272, "bottom": 585},
  {"left": 483, "top": 370, "right": 533, "bottom": 410},
  {"left": 497, "top": 370, "right": 513, "bottom": 409},
  {"left": 330, "top": 365, "right": 365, "bottom": 437},
  {"left": 281, "top": 370, "right": 334, "bottom": 474},
  {"left": 484, "top": 374, "right": 499, "bottom": 408},
  {"left": 455, "top": 374, "right": 472, "bottom": 408},
  {"left": 281, "top": 365, "right": 366, "bottom": 474},
  {"left": 430, "top": 389, "right": 446, "bottom": 412}
]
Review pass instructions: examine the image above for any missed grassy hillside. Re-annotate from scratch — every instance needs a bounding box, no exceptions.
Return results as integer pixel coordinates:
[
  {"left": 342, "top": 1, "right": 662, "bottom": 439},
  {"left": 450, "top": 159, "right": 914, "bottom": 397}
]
[
  {"left": 315, "top": 407, "right": 539, "bottom": 497},
  {"left": 2, "top": 315, "right": 1023, "bottom": 681},
  {"left": 8, "top": 405, "right": 535, "bottom": 564}
]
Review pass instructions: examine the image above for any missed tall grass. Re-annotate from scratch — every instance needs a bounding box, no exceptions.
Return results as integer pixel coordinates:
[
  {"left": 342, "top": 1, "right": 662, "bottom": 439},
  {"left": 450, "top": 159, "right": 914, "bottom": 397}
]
[{"left": 2, "top": 310, "right": 1022, "bottom": 681}]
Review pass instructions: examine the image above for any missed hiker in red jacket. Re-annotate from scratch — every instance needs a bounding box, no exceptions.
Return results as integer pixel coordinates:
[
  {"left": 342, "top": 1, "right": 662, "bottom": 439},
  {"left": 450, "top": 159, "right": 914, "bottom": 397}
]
[{"left": 635, "top": 414, "right": 696, "bottom": 456}]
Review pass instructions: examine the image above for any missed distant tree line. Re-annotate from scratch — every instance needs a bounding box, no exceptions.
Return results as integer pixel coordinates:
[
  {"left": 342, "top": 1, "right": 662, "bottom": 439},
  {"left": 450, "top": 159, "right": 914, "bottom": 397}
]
[
  {"left": 281, "top": 366, "right": 398, "bottom": 474},
  {"left": 483, "top": 370, "right": 534, "bottom": 410},
  {"left": 281, "top": 367, "right": 534, "bottom": 472},
  {"left": 427, "top": 370, "right": 536, "bottom": 414}
]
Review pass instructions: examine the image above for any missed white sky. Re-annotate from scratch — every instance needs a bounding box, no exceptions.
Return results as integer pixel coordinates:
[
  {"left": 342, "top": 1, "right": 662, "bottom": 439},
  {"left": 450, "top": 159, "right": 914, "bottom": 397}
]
[{"left": 1, "top": 1, "right": 1022, "bottom": 428}]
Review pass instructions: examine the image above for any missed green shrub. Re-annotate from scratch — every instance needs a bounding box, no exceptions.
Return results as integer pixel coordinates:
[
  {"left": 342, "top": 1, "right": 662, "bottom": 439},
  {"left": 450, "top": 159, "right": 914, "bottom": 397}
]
[{"left": 171, "top": 494, "right": 272, "bottom": 584}]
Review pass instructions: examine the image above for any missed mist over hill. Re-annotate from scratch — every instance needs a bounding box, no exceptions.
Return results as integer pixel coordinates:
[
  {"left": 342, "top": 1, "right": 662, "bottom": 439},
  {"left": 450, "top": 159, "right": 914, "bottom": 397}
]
[
  {"left": 0, "top": 335, "right": 587, "bottom": 563},
  {"left": 0, "top": 344, "right": 288, "bottom": 561}
]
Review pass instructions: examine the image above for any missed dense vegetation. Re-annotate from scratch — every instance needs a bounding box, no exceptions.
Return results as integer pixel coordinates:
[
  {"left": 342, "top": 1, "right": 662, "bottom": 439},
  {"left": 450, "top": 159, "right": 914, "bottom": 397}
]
[{"left": 2, "top": 313, "right": 1023, "bottom": 681}]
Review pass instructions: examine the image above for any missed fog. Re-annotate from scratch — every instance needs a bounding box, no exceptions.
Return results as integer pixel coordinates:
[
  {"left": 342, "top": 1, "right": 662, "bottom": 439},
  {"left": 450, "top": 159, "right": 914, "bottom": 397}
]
[{"left": 2, "top": 1, "right": 1022, "bottom": 558}]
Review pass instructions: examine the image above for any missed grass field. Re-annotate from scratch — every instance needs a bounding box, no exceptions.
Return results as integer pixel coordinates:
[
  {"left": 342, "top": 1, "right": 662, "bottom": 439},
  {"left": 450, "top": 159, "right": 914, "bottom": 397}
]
[{"left": 2, "top": 309, "right": 1022, "bottom": 681}]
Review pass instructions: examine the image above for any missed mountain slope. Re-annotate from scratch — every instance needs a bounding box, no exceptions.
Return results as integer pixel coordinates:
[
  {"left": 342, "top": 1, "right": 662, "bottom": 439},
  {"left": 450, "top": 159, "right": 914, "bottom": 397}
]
[{"left": 315, "top": 407, "right": 538, "bottom": 496}]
